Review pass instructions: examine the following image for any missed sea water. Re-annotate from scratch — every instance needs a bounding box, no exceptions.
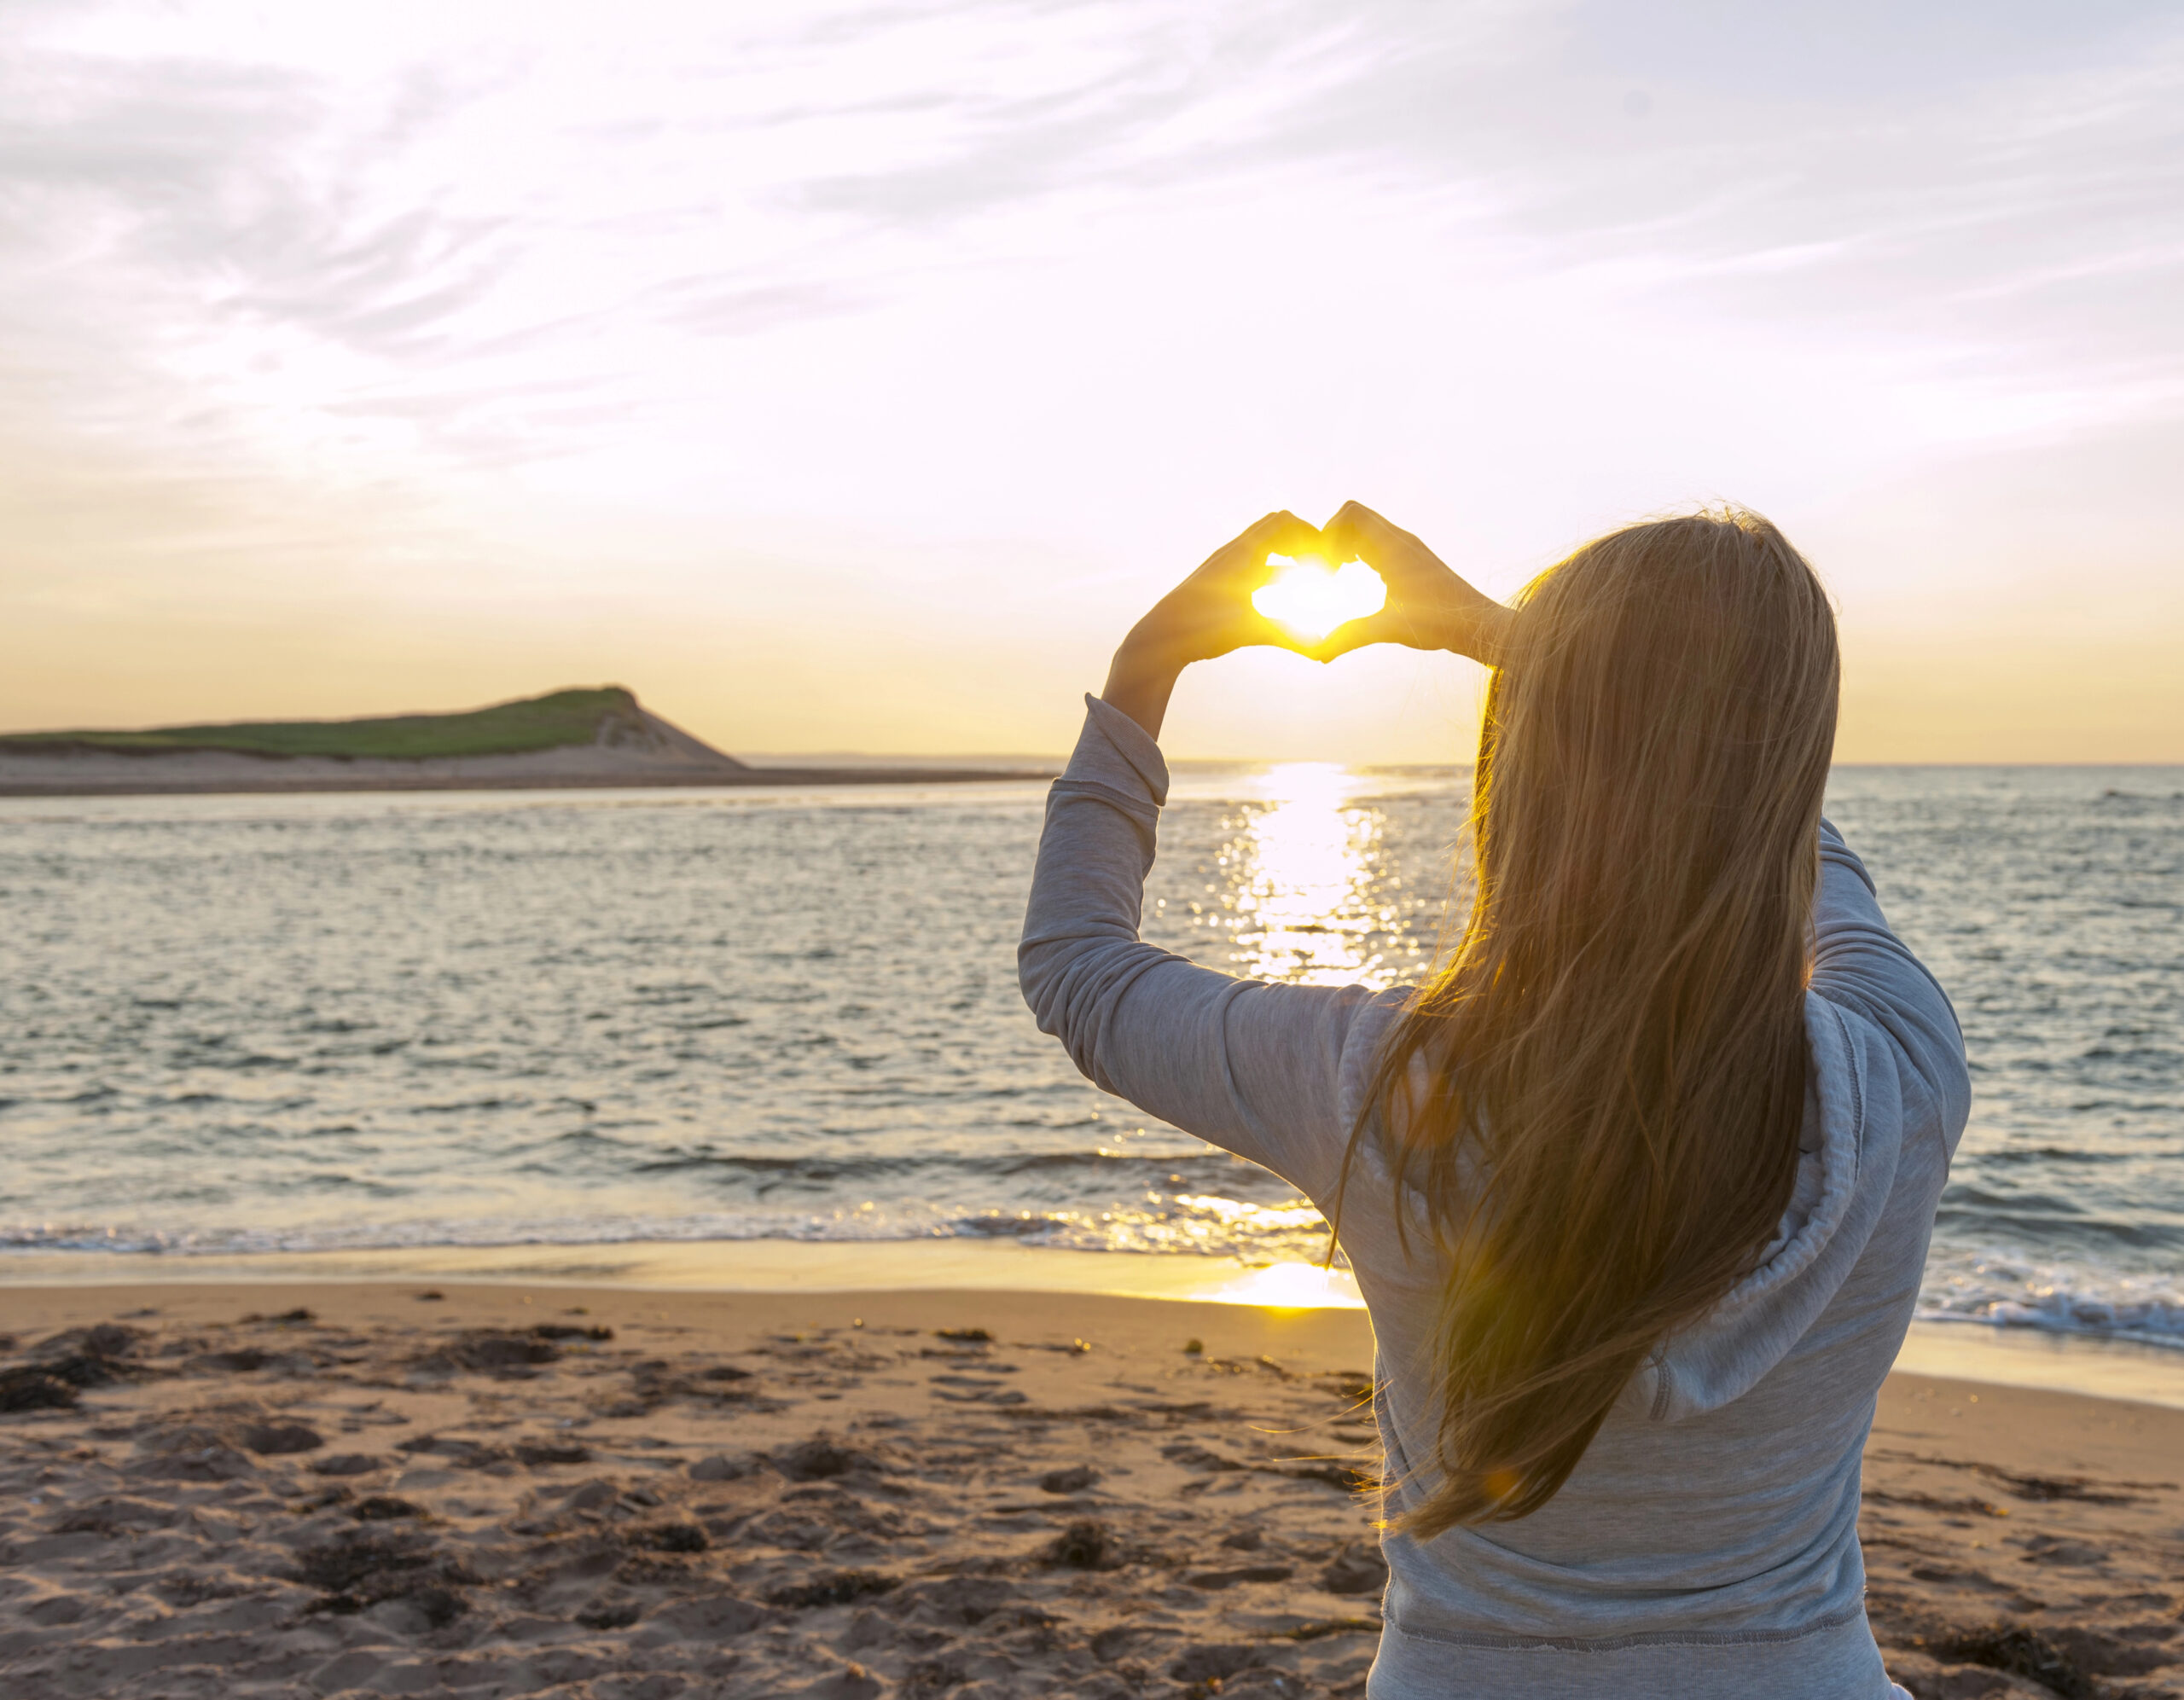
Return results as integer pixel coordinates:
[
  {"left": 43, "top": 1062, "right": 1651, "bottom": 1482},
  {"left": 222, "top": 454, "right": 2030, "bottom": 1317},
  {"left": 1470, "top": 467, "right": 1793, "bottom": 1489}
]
[{"left": 1, "top": 766, "right": 2178, "bottom": 1349}]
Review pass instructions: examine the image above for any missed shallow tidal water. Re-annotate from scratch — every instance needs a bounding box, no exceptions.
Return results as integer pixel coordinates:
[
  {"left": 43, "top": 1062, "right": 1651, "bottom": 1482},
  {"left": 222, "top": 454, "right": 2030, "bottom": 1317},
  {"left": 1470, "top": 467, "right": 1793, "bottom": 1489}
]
[{"left": 1, "top": 765, "right": 2178, "bottom": 1349}]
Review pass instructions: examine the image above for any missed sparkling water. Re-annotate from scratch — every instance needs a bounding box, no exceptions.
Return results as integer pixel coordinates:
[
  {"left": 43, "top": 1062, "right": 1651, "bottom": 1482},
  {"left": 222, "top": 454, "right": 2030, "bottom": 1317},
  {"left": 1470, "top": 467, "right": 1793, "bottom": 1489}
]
[{"left": 2, "top": 765, "right": 2177, "bottom": 1348}]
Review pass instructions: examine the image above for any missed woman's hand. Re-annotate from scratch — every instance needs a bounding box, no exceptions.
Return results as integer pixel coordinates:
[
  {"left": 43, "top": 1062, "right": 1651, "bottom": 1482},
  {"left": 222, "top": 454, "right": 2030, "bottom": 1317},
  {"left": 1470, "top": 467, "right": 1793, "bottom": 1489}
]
[
  {"left": 1101, "top": 510, "right": 1325, "bottom": 740},
  {"left": 1310, "top": 501, "right": 1513, "bottom": 666}
]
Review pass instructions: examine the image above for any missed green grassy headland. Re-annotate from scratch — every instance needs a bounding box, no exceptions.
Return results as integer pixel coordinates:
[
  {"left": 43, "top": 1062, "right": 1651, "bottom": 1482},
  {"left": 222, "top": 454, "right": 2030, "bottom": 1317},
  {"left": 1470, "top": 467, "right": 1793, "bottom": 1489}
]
[{"left": 0, "top": 687, "right": 644, "bottom": 761}]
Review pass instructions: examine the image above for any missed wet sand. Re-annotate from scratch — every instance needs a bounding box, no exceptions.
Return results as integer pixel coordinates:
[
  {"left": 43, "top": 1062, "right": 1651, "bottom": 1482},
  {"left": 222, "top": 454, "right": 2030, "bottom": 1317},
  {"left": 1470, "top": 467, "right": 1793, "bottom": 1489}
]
[{"left": 1, "top": 1283, "right": 2178, "bottom": 1698}]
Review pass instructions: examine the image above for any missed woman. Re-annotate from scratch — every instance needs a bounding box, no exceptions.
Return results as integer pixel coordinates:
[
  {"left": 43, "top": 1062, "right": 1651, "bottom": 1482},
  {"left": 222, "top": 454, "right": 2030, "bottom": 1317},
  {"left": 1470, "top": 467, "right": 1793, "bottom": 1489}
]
[{"left": 1019, "top": 503, "right": 1967, "bottom": 1698}]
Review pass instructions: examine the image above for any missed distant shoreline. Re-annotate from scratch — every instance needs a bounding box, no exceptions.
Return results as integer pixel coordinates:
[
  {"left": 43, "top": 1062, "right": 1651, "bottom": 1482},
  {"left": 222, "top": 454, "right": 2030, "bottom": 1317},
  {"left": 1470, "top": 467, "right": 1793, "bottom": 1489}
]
[
  {"left": 0, "top": 682, "right": 1049, "bottom": 796},
  {"left": 0, "top": 763, "right": 1054, "bottom": 798}
]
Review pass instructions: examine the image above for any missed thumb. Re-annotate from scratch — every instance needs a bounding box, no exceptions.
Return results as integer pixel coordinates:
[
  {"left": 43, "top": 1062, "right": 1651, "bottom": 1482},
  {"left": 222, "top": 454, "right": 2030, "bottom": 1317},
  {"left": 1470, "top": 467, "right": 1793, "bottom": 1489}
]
[{"left": 1303, "top": 606, "right": 1406, "bottom": 662}]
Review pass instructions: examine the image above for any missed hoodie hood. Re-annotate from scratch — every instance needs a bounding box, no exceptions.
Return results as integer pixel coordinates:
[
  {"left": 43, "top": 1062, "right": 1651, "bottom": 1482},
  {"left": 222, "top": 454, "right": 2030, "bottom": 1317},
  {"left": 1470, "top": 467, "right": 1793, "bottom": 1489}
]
[{"left": 1620, "top": 992, "right": 1903, "bottom": 1423}]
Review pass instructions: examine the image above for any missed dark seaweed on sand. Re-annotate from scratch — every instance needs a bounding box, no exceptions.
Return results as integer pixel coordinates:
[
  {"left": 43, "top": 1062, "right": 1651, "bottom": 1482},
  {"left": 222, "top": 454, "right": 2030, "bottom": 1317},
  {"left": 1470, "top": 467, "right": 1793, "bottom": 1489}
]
[
  {"left": 775, "top": 1436, "right": 874, "bottom": 1481},
  {"left": 0, "top": 1367, "right": 79, "bottom": 1412},
  {"left": 293, "top": 1529, "right": 479, "bottom": 1623},
  {"left": 514, "top": 1440, "right": 591, "bottom": 1466},
  {"left": 351, "top": 1495, "right": 425, "bottom": 1522},
  {"left": 764, "top": 1569, "right": 899, "bottom": 1610},
  {"left": 1045, "top": 1518, "right": 1116, "bottom": 1569},
  {"left": 415, "top": 1332, "right": 564, "bottom": 1372},
  {"left": 238, "top": 1420, "right": 324, "bottom": 1454},
  {"left": 575, "top": 1595, "right": 643, "bottom": 1630},
  {"left": 630, "top": 1519, "right": 709, "bottom": 1553},
  {"left": 1937, "top": 1625, "right": 2093, "bottom": 1700}
]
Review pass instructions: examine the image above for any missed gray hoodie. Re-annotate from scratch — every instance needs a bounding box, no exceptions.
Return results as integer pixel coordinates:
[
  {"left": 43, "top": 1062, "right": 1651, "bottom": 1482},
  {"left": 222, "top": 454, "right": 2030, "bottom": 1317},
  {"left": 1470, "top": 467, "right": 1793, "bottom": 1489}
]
[{"left": 1020, "top": 698, "right": 1970, "bottom": 1700}]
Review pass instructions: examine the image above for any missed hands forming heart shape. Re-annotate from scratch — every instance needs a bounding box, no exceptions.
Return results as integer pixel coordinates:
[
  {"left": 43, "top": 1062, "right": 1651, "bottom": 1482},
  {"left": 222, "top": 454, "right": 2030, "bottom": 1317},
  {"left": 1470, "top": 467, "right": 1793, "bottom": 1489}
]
[
  {"left": 1127, "top": 502, "right": 1513, "bottom": 669},
  {"left": 1101, "top": 502, "right": 1515, "bottom": 739}
]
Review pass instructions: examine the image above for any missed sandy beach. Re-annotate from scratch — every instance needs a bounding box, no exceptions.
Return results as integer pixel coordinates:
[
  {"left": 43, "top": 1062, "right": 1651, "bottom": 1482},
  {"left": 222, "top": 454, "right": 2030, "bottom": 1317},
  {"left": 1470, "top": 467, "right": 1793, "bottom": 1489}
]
[{"left": 2, "top": 1283, "right": 2179, "bottom": 1700}]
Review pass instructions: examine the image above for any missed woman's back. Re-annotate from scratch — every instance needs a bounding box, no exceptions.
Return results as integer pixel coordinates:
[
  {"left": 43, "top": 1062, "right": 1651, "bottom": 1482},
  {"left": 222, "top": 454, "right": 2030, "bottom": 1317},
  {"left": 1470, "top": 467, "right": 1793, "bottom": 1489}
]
[
  {"left": 1349, "top": 824, "right": 1966, "bottom": 1693},
  {"left": 1022, "top": 705, "right": 1967, "bottom": 1700}
]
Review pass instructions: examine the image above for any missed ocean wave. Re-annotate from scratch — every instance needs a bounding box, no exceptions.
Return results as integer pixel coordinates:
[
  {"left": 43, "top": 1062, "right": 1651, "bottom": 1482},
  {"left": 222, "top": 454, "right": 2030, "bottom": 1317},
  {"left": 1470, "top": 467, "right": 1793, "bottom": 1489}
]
[
  {"left": 618, "top": 1146, "right": 1236, "bottom": 1181},
  {"left": 10, "top": 1211, "right": 2183, "bottom": 1355},
  {"left": 8, "top": 1218, "right": 2179, "bottom": 1366},
  {"left": 1917, "top": 1253, "right": 2184, "bottom": 1349},
  {"left": 0, "top": 1192, "right": 1339, "bottom": 1267}
]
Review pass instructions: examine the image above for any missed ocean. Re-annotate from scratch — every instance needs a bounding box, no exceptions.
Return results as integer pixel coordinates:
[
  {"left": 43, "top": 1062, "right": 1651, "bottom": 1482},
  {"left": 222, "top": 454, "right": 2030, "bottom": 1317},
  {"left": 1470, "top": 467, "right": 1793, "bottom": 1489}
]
[{"left": 2, "top": 766, "right": 2178, "bottom": 1350}]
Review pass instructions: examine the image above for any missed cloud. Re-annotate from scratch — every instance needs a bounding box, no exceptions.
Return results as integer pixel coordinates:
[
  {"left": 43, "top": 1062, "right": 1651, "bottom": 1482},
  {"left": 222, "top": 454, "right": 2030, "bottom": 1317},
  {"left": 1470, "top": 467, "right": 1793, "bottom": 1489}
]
[
  {"left": 7, "top": 1, "right": 2178, "bottom": 456},
  {"left": 0, "top": 0, "right": 2178, "bottom": 755}
]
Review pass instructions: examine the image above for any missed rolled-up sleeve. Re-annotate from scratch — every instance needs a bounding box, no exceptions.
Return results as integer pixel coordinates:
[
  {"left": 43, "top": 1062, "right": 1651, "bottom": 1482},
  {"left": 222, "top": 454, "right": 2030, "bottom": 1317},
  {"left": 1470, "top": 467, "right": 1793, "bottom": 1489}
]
[{"left": 1018, "top": 696, "right": 1389, "bottom": 1207}]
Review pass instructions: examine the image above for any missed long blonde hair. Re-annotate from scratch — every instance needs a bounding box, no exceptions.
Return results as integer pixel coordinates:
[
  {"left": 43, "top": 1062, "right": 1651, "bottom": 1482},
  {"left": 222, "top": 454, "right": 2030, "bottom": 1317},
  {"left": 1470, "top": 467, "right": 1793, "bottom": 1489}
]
[{"left": 1345, "top": 508, "right": 1839, "bottom": 1537}]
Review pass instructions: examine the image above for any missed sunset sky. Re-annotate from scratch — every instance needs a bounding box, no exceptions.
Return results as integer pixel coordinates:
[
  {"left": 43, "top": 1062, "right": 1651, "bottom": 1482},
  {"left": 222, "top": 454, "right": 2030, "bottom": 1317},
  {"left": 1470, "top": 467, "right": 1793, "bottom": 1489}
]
[{"left": 3, "top": 1, "right": 2178, "bottom": 763}]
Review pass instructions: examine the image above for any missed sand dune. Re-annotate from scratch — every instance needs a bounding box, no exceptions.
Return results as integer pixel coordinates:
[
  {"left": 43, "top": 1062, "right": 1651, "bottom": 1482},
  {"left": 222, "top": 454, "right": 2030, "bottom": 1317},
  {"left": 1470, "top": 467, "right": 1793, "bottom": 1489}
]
[
  {"left": 0, "top": 699, "right": 1045, "bottom": 796},
  {"left": 0, "top": 707, "right": 752, "bottom": 795},
  {"left": 1, "top": 1284, "right": 2178, "bottom": 1698}
]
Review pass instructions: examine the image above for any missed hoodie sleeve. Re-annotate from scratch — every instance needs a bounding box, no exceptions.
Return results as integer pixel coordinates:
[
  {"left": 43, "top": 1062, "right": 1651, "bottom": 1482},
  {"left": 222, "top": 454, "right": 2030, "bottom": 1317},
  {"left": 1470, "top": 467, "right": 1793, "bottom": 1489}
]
[
  {"left": 1809, "top": 819, "right": 1972, "bottom": 1158},
  {"left": 1017, "top": 695, "right": 1390, "bottom": 1208}
]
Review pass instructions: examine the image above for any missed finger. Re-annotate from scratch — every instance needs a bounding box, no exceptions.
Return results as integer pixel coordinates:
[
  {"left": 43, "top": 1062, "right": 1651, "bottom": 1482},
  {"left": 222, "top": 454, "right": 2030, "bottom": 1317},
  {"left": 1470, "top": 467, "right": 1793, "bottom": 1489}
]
[
  {"left": 1303, "top": 612, "right": 1380, "bottom": 662},
  {"left": 1246, "top": 508, "right": 1324, "bottom": 563},
  {"left": 1319, "top": 506, "right": 1409, "bottom": 574},
  {"left": 1213, "top": 510, "right": 1324, "bottom": 587},
  {"left": 1320, "top": 499, "right": 1390, "bottom": 543},
  {"left": 1322, "top": 499, "right": 1386, "bottom": 532},
  {"left": 1305, "top": 605, "right": 1436, "bottom": 662}
]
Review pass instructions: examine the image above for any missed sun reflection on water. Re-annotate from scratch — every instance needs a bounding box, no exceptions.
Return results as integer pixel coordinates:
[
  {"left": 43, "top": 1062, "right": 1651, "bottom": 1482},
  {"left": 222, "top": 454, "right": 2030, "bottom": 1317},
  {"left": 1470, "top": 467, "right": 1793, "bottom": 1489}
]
[
  {"left": 1204, "top": 1258, "right": 1365, "bottom": 1308},
  {"left": 1223, "top": 762, "right": 1399, "bottom": 988},
  {"left": 1140, "top": 761, "right": 1448, "bottom": 1276}
]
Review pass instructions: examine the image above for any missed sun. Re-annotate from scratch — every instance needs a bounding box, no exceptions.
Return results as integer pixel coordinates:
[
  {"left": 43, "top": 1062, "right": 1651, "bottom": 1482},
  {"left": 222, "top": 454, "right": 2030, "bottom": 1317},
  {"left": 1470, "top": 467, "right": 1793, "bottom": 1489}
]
[{"left": 1252, "top": 554, "right": 1385, "bottom": 641}]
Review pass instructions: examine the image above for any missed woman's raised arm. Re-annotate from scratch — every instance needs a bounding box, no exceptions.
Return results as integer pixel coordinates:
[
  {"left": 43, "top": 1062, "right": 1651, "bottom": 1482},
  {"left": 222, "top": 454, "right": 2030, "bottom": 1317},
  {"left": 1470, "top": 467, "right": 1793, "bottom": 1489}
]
[
  {"left": 1096, "top": 510, "right": 1322, "bottom": 740},
  {"left": 1025, "top": 506, "right": 1513, "bottom": 1204},
  {"left": 1018, "top": 692, "right": 1391, "bottom": 1209},
  {"left": 1023, "top": 512, "right": 1402, "bottom": 1205}
]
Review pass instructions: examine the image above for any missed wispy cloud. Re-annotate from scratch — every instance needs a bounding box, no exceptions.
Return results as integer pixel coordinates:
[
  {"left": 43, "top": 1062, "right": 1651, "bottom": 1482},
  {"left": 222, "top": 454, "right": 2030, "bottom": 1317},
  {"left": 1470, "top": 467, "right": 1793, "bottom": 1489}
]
[
  {"left": 7, "top": 2, "right": 2177, "bottom": 451},
  {"left": 0, "top": 0, "right": 2178, "bottom": 756}
]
